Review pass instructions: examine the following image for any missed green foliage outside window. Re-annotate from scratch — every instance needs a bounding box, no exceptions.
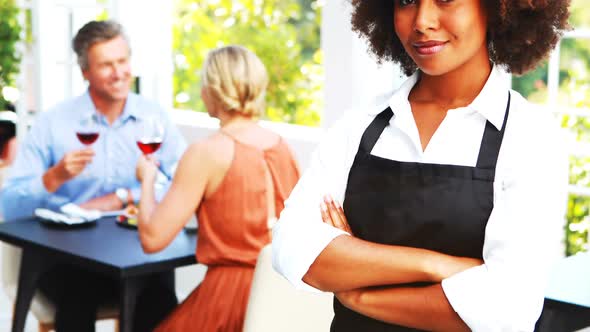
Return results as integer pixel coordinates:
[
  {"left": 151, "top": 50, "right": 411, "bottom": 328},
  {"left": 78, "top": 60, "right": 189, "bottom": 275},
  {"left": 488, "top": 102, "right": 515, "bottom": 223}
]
[
  {"left": 172, "top": 0, "right": 323, "bottom": 127},
  {"left": 512, "top": 0, "right": 590, "bottom": 256},
  {"left": 0, "top": 0, "right": 22, "bottom": 110},
  {"left": 562, "top": 46, "right": 590, "bottom": 255}
]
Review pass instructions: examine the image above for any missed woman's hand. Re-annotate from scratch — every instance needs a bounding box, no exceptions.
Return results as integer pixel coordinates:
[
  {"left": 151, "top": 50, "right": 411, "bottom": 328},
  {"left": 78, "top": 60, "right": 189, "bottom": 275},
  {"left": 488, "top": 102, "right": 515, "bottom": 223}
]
[
  {"left": 319, "top": 198, "right": 481, "bottom": 283},
  {"left": 136, "top": 154, "right": 158, "bottom": 183},
  {"left": 320, "top": 195, "right": 353, "bottom": 235}
]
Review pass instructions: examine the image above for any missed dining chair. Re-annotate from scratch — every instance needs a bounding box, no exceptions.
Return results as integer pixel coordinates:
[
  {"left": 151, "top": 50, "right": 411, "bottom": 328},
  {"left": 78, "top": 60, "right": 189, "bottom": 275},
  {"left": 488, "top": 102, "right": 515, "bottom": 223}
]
[{"left": 243, "top": 245, "right": 334, "bottom": 332}]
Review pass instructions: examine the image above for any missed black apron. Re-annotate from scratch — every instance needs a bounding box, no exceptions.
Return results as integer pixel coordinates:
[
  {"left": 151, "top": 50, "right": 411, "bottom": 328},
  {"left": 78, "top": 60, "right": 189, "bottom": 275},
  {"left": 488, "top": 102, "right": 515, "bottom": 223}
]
[{"left": 331, "top": 93, "right": 511, "bottom": 331}]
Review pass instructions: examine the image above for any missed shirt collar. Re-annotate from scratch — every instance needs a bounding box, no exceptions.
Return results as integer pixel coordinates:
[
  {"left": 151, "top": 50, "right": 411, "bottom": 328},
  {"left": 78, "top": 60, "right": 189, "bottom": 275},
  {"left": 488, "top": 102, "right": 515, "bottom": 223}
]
[
  {"left": 469, "top": 66, "right": 510, "bottom": 130},
  {"left": 78, "top": 91, "right": 97, "bottom": 119},
  {"left": 79, "top": 90, "right": 140, "bottom": 122},
  {"left": 120, "top": 93, "right": 140, "bottom": 121},
  {"left": 371, "top": 66, "right": 509, "bottom": 130}
]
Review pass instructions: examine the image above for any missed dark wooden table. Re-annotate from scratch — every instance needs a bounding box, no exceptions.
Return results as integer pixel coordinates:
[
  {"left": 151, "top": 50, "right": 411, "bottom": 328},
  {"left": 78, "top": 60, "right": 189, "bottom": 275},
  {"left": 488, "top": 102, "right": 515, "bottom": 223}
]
[
  {"left": 537, "top": 252, "right": 590, "bottom": 331},
  {"left": 0, "top": 217, "right": 197, "bottom": 332}
]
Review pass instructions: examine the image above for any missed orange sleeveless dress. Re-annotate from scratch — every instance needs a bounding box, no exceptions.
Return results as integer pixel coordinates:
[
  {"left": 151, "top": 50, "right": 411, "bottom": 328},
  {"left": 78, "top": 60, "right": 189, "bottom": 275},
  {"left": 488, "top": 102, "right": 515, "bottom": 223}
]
[{"left": 155, "top": 133, "right": 300, "bottom": 332}]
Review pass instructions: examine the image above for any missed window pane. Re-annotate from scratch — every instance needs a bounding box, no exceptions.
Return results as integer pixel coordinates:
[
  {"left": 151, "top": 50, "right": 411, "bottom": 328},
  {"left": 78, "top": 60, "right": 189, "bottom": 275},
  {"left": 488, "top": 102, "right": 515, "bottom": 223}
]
[
  {"left": 557, "top": 39, "right": 590, "bottom": 109},
  {"left": 566, "top": 191, "right": 590, "bottom": 255},
  {"left": 511, "top": 61, "right": 548, "bottom": 104},
  {"left": 557, "top": 37, "right": 590, "bottom": 256},
  {"left": 172, "top": 0, "right": 323, "bottom": 126},
  {"left": 569, "top": 0, "right": 590, "bottom": 30},
  {"left": 562, "top": 113, "right": 590, "bottom": 144}
]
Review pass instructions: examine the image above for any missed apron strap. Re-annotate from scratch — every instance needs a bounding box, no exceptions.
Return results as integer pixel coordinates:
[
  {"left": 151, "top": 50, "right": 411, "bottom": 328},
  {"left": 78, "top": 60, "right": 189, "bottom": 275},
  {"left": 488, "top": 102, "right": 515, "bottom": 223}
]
[
  {"left": 476, "top": 92, "right": 511, "bottom": 170},
  {"left": 359, "top": 107, "right": 394, "bottom": 154}
]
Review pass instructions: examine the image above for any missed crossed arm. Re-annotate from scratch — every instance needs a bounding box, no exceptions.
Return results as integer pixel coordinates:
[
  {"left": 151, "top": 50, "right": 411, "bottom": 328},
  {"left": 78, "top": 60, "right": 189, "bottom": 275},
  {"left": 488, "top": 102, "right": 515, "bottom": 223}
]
[{"left": 306, "top": 196, "right": 476, "bottom": 331}]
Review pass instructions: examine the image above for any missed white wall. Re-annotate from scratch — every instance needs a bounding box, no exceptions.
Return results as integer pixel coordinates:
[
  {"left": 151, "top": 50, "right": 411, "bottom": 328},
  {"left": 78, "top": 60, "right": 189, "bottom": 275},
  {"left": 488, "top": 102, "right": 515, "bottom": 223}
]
[
  {"left": 322, "top": 0, "right": 403, "bottom": 128},
  {"left": 110, "top": 0, "right": 174, "bottom": 108},
  {"left": 32, "top": 0, "right": 102, "bottom": 112},
  {"left": 171, "top": 110, "right": 324, "bottom": 169}
]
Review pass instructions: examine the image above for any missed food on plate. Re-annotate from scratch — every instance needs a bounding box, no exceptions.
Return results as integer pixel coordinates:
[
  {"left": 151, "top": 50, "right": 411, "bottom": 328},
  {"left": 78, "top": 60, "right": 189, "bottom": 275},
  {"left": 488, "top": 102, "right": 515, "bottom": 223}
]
[
  {"left": 125, "top": 204, "right": 139, "bottom": 217},
  {"left": 116, "top": 204, "right": 139, "bottom": 227}
]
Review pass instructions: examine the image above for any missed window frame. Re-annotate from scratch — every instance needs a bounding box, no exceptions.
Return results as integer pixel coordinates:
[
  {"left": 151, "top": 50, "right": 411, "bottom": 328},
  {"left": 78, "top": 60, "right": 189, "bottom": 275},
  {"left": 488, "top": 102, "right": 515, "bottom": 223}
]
[{"left": 543, "top": 29, "right": 590, "bottom": 197}]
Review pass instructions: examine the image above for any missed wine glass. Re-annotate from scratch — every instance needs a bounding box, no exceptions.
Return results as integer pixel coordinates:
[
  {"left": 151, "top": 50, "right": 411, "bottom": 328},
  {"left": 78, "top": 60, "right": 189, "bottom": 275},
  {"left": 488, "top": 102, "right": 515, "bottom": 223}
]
[
  {"left": 76, "top": 114, "right": 100, "bottom": 176},
  {"left": 135, "top": 116, "right": 170, "bottom": 180},
  {"left": 136, "top": 116, "right": 164, "bottom": 154},
  {"left": 76, "top": 114, "right": 100, "bottom": 146}
]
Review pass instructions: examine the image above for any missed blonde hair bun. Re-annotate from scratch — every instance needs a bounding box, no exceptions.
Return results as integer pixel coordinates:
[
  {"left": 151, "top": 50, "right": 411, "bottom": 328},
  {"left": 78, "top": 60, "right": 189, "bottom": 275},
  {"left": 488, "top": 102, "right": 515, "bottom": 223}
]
[{"left": 201, "top": 45, "right": 269, "bottom": 117}]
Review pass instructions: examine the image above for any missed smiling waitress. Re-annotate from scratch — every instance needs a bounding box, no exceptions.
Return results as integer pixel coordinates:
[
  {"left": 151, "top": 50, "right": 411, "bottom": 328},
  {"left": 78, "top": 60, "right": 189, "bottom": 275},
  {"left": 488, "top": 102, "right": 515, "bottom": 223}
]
[{"left": 272, "top": 0, "right": 571, "bottom": 331}]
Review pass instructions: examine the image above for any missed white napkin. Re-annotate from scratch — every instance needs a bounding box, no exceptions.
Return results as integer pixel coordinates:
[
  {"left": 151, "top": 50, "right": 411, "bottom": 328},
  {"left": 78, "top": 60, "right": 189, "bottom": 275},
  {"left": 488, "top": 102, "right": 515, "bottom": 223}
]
[
  {"left": 60, "top": 203, "right": 101, "bottom": 221},
  {"left": 34, "top": 208, "right": 87, "bottom": 225},
  {"left": 34, "top": 204, "right": 102, "bottom": 225}
]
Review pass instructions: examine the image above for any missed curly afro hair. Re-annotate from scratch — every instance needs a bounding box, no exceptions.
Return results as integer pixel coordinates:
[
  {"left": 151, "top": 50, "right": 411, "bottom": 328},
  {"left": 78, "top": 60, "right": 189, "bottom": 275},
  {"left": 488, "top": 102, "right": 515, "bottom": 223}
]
[{"left": 350, "top": 0, "right": 571, "bottom": 76}]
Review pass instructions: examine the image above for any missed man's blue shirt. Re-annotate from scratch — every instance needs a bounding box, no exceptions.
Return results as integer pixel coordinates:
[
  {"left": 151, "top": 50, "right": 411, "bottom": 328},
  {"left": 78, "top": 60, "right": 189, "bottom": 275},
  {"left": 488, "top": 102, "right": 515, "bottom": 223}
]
[{"left": 2, "top": 91, "right": 187, "bottom": 220}]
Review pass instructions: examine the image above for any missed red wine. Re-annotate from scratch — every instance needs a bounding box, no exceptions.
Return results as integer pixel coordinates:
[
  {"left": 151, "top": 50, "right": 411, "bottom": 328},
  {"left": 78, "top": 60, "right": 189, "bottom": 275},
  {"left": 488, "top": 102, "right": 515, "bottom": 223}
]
[
  {"left": 76, "top": 132, "right": 99, "bottom": 145},
  {"left": 137, "top": 140, "right": 162, "bottom": 154}
]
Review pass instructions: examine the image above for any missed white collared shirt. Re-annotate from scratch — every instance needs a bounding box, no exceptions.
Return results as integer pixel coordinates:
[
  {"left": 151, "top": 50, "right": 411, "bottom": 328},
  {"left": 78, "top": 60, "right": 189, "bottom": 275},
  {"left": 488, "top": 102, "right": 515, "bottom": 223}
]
[{"left": 272, "top": 67, "right": 569, "bottom": 331}]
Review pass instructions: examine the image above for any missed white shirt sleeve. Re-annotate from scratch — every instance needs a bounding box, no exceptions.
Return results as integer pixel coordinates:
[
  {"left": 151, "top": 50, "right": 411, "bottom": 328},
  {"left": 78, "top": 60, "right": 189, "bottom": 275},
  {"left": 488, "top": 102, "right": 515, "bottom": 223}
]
[
  {"left": 442, "top": 112, "right": 569, "bottom": 332},
  {"left": 272, "top": 112, "right": 367, "bottom": 291}
]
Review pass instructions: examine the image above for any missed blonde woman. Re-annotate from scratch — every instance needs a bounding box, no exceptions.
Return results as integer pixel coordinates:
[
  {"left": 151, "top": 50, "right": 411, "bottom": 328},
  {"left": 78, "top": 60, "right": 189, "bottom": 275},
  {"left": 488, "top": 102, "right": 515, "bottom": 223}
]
[{"left": 136, "top": 45, "right": 300, "bottom": 332}]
